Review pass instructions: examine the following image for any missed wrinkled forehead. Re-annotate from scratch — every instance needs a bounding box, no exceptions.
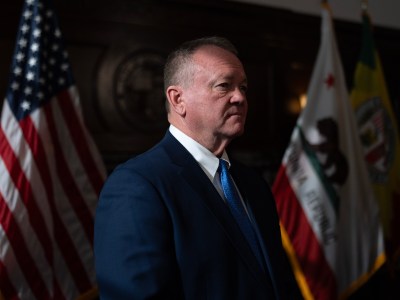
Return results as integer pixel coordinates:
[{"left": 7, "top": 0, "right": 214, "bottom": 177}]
[
  {"left": 191, "top": 45, "right": 246, "bottom": 76},
  {"left": 193, "top": 45, "right": 242, "bottom": 65}
]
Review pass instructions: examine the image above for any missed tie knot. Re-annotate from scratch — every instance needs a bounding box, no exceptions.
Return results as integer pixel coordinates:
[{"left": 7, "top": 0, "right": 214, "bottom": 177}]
[{"left": 219, "top": 159, "right": 229, "bottom": 173}]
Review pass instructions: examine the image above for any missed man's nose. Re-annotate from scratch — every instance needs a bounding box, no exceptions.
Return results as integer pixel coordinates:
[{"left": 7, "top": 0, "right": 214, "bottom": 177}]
[{"left": 231, "top": 87, "right": 246, "bottom": 104}]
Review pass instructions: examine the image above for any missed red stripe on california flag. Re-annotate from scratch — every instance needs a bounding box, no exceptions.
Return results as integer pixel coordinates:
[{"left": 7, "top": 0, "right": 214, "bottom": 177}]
[
  {"left": 58, "top": 89, "right": 104, "bottom": 195},
  {"left": 0, "top": 260, "right": 19, "bottom": 300},
  {"left": 273, "top": 165, "right": 337, "bottom": 299},
  {"left": 18, "top": 116, "right": 92, "bottom": 294},
  {"left": 43, "top": 103, "right": 94, "bottom": 244},
  {"left": 0, "top": 193, "right": 51, "bottom": 299}
]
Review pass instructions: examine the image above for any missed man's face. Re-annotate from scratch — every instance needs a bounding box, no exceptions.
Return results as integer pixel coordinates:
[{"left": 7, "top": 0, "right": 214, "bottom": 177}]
[{"left": 182, "top": 45, "right": 248, "bottom": 145}]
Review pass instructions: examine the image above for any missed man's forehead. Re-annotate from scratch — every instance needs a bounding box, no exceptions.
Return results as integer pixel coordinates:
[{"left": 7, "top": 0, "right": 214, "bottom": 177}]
[{"left": 193, "top": 47, "right": 243, "bottom": 69}]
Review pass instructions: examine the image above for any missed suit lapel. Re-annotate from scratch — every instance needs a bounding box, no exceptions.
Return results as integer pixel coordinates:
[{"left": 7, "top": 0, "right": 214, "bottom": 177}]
[
  {"left": 230, "top": 163, "right": 281, "bottom": 299},
  {"left": 160, "top": 132, "right": 268, "bottom": 284}
]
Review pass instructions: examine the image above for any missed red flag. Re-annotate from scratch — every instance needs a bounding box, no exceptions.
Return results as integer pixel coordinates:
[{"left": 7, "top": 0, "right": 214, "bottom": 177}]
[{"left": 0, "top": 0, "right": 106, "bottom": 299}]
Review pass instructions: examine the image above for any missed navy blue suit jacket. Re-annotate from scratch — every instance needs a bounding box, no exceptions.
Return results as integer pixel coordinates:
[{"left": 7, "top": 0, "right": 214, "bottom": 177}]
[{"left": 94, "top": 131, "right": 300, "bottom": 299}]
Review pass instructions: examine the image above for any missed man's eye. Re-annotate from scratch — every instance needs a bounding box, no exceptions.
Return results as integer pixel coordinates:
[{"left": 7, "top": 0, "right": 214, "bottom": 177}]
[
  {"left": 216, "top": 82, "right": 229, "bottom": 89},
  {"left": 240, "top": 85, "right": 248, "bottom": 93}
]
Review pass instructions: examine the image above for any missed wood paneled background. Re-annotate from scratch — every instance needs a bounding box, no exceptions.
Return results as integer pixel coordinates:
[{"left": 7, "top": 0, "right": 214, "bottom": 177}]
[{"left": 1, "top": 0, "right": 400, "bottom": 185}]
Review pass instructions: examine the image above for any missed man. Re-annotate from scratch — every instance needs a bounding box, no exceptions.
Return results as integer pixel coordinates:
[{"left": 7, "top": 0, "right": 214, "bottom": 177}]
[{"left": 94, "top": 36, "right": 301, "bottom": 299}]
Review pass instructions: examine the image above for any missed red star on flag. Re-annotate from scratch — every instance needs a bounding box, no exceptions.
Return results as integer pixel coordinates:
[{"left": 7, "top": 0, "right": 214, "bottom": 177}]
[{"left": 325, "top": 73, "right": 335, "bottom": 88}]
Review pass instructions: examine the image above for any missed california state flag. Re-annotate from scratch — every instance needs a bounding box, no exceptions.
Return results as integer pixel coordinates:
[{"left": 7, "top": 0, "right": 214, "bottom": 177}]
[{"left": 272, "top": 4, "right": 385, "bottom": 299}]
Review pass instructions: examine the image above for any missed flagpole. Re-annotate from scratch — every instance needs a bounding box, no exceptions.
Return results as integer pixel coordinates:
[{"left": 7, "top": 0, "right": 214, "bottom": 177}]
[
  {"left": 361, "top": 0, "right": 368, "bottom": 13},
  {"left": 361, "top": 0, "right": 373, "bottom": 31},
  {"left": 321, "top": 0, "right": 330, "bottom": 11}
]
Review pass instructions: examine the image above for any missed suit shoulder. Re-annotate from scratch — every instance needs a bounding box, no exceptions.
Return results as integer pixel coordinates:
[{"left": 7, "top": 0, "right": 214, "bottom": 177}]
[{"left": 110, "top": 146, "right": 167, "bottom": 176}]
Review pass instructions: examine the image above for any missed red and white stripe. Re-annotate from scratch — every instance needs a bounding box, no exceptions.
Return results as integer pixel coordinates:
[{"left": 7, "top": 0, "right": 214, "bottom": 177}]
[{"left": 0, "top": 86, "right": 106, "bottom": 300}]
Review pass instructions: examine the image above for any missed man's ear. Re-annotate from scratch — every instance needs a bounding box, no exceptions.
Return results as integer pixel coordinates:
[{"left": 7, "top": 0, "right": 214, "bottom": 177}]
[{"left": 166, "top": 85, "right": 185, "bottom": 116}]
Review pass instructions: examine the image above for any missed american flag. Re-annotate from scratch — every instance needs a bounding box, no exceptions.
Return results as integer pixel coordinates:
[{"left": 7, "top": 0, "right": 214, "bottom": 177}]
[{"left": 0, "top": 0, "right": 106, "bottom": 299}]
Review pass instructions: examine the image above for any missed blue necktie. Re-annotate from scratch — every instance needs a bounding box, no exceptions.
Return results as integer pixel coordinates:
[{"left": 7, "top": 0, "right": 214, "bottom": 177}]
[{"left": 219, "top": 159, "right": 265, "bottom": 270}]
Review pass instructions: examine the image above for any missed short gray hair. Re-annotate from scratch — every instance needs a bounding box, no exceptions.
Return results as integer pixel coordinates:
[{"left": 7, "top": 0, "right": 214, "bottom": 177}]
[{"left": 163, "top": 36, "right": 238, "bottom": 92}]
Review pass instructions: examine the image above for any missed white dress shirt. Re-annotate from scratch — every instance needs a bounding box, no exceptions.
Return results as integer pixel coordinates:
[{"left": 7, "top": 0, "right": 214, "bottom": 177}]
[{"left": 169, "top": 125, "right": 248, "bottom": 214}]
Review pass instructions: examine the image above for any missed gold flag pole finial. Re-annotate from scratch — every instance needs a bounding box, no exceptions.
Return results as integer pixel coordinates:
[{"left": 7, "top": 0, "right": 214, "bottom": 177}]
[{"left": 361, "top": 0, "right": 368, "bottom": 13}]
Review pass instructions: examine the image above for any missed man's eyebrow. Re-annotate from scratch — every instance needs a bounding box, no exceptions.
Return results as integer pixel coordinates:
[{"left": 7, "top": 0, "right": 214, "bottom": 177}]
[
  {"left": 219, "top": 74, "right": 247, "bottom": 82},
  {"left": 209, "top": 74, "right": 247, "bottom": 86}
]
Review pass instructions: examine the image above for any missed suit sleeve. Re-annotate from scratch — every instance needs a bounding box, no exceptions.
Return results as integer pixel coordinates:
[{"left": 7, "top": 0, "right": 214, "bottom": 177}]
[{"left": 94, "top": 166, "right": 183, "bottom": 299}]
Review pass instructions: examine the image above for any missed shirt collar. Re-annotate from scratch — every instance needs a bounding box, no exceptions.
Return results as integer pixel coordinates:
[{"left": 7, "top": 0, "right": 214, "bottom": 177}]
[{"left": 169, "top": 125, "right": 230, "bottom": 181}]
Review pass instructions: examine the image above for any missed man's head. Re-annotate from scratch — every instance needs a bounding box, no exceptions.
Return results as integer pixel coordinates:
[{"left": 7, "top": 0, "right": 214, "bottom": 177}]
[
  {"left": 164, "top": 37, "right": 239, "bottom": 97},
  {"left": 164, "top": 36, "right": 248, "bottom": 155}
]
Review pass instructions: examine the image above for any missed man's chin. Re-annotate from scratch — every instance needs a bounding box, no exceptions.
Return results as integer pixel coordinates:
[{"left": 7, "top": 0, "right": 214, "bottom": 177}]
[{"left": 226, "top": 125, "right": 245, "bottom": 138}]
